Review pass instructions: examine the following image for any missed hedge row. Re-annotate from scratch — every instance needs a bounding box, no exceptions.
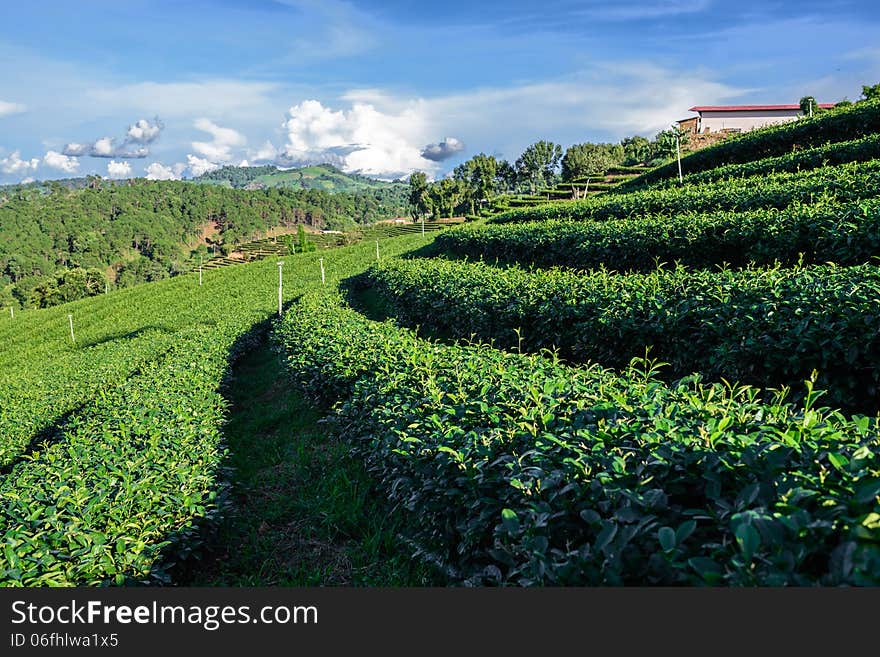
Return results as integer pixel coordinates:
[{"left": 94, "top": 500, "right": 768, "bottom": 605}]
[
  {"left": 432, "top": 198, "right": 880, "bottom": 272},
  {"left": 276, "top": 290, "right": 880, "bottom": 585},
  {"left": 489, "top": 159, "right": 880, "bottom": 224},
  {"left": 662, "top": 133, "right": 880, "bottom": 188},
  {"left": 364, "top": 258, "right": 880, "bottom": 411},
  {"left": 630, "top": 99, "right": 880, "bottom": 187}
]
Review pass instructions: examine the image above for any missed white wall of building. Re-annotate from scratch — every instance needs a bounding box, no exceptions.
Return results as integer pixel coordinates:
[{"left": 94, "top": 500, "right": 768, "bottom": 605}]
[{"left": 700, "top": 109, "right": 802, "bottom": 132}]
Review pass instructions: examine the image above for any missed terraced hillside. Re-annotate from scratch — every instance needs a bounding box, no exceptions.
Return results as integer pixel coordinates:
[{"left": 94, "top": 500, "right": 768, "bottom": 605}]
[
  {"left": 275, "top": 114, "right": 880, "bottom": 585},
  {"left": 4, "top": 97, "right": 880, "bottom": 588}
]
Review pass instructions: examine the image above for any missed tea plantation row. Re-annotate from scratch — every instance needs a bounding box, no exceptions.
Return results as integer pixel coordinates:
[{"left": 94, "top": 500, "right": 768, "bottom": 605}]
[
  {"left": 660, "top": 133, "right": 880, "bottom": 189},
  {"left": 631, "top": 98, "right": 880, "bottom": 187},
  {"left": 0, "top": 235, "right": 428, "bottom": 585},
  {"left": 490, "top": 159, "right": 880, "bottom": 224},
  {"left": 432, "top": 197, "right": 880, "bottom": 272},
  {"left": 275, "top": 290, "right": 880, "bottom": 585},
  {"left": 363, "top": 258, "right": 880, "bottom": 412}
]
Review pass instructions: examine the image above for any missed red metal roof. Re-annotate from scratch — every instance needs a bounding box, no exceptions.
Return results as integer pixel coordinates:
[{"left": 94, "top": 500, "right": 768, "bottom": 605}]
[{"left": 689, "top": 104, "right": 835, "bottom": 112}]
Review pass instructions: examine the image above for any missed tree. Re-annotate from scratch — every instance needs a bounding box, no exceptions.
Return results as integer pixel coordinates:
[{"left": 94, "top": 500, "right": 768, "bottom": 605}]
[
  {"left": 496, "top": 159, "right": 518, "bottom": 193},
  {"left": 621, "top": 136, "right": 651, "bottom": 165},
  {"left": 861, "top": 83, "right": 880, "bottom": 102},
  {"left": 297, "top": 224, "right": 316, "bottom": 253},
  {"left": 651, "top": 126, "right": 690, "bottom": 161},
  {"left": 561, "top": 143, "right": 624, "bottom": 181},
  {"left": 428, "top": 178, "right": 468, "bottom": 218},
  {"left": 453, "top": 154, "right": 499, "bottom": 213},
  {"left": 799, "top": 96, "right": 820, "bottom": 117},
  {"left": 408, "top": 171, "right": 430, "bottom": 220},
  {"left": 515, "top": 141, "right": 562, "bottom": 193}
]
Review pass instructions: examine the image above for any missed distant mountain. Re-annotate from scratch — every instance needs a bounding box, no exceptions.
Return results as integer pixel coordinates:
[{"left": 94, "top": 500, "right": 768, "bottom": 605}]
[{"left": 195, "top": 163, "right": 406, "bottom": 192}]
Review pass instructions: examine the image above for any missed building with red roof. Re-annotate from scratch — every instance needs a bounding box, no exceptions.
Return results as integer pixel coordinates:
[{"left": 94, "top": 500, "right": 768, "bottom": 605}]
[{"left": 677, "top": 103, "right": 835, "bottom": 134}]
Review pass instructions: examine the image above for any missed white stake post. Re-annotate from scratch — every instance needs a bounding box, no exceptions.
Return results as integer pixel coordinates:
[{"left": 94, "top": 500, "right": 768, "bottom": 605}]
[
  {"left": 68, "top": 314, "right": 75, "bottom": 344},
  {"left": 675, "top": 131, "right": 683, "bottom": 185},
  {"left": 376, "top": 240, "right": 380, "bottom": 261},
  {"left": 9, "top": 306, "right": 13, "bottom": 319},
  {"left": 319, "top": 257, "right": 325, "bottom": 286},
  {"left": 422, "top": 216, "right": 425, "bottom": 236},
  {"left": 105, "top": 281, "right": 108, "bottom": 294},
  {"left": 277, "top": 261, "right": 284, "bottom": 317},
  {"left": 199, "top": 256, "right": 203, "bottom": 287}
]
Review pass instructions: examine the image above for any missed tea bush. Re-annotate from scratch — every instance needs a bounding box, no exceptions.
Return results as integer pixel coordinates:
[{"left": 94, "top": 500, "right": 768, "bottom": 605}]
[
  {"left": 365, "top": 258, "right": 880, "bottom": 411},
  {"left": 489, "top": 159, "right": 880, "bottom": 224},
  {"left": 633, "top": 99, "right": 880, "bottom": 187},
  {"left": 432, "top": 198, "right": 880, "bottom": 271},
  {"left": 276, "top": 290, "right": 880, "bottom": 585}
]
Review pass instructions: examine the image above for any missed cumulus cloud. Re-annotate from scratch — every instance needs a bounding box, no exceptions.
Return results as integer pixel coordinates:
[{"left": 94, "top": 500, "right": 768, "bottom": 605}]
[
  {"left": 144, "top": 161, "right": 187, "bottom": 181},
  {"left": 420, "top": 137, "right": 465, "bottom": 162},
  {"left": 0, "top": 151, "right": 40, "bottom": 175},
  {"left": 191, "top": 118, "right": 246, "bottom": 163},
  {"left": 106, "top": 160, "right": 132, "bottom": 179},
  {"left": 43, "top": 150, "right": 80, "bottom": 173},
  {"left": 0, "top": 100, "right": 26, "bottom": 117},
  {"left": 62, "top": 117, "right": 163, "bottom": 159},
  {"left": 263, "top": 99, "right": 457, "bottom": 179},
  {"left": 126, "top": 118, "right": 164, "bottom": 144},
  {"left": 186, "top": 154, "right": 221, "bottom": 177}
]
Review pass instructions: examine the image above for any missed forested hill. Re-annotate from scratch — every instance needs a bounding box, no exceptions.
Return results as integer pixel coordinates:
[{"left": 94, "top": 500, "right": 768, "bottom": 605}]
[
  {"left": 195, "top": 163, "right": 406, "bottom": 192},
  {"left": 0, "top": 178, "right": 409, "bottom": 308}
]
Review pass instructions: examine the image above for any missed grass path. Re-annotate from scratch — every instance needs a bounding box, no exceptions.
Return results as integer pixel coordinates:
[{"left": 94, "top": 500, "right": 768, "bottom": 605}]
[{"left": 180, "top": 326, "right": 435, "bottom": 586}]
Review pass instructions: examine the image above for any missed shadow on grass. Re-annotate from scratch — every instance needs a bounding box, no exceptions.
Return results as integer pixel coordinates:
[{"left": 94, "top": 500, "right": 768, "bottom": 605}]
[{"left": 165, "top": 314, "right": 436, "bottom": 586}]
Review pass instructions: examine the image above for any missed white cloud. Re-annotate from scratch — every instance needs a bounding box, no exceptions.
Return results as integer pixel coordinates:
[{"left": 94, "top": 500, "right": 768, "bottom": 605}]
[
  {"left": 62, "top": 118, "right": 161, "bottom": 159},
  {"left": 144, "top": 161, "right": 186, "bottom": 180},
  {"left": 92, "top": 137, "right": 115, "bottom": 157},
  {"left": 0, "top": 151, "right": 39, "bottom": 175},
  {"left": 186, "top": 154, "right": 221, "bottom": 177},
  {"left": 191, "top": 118, "right": 246, "bottom": 164},
  {"left": 106, "top": 160, "right": 132, "bottom": 179},
  {"left": 126, "top": 118, "right": 163, "bottom": 143},
  {"left": 275, "top": 98, "right": 449, "bottom": 178},
  {"left": 43, "top": 150, "right": 80, "bottom": 173},
  {"left": 251, "top": 140, "right": 279, "bottom": 163},
  {"left": 20, "top": 176, "right": 34, "bottom": 184},
  {"left": 339, "top": 65, "right": 746, "bottom": 166},
  {"left": 62, "top": 142, "right": 90, "bottom": 156},
  {"left": 0, "top": 100, "right": 26, "bottom": 117}
]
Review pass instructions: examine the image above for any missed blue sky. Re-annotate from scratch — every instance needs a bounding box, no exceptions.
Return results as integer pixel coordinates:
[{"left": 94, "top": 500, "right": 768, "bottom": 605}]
[{"left": 1, "top": 0, "right": 878, "bottom": 183}]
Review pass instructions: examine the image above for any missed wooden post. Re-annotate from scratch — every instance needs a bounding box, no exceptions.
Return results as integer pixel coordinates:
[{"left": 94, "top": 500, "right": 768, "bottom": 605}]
[
  {"left": 675, "top": 132, "right": 683, "bottom": 184},
  {"left": 277, "top": 261, "right": 284, "bottom": 317}
]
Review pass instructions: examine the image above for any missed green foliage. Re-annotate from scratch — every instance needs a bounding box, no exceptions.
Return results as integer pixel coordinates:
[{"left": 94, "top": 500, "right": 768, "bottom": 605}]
[
  {"left": 0, "top": 233, "right": 430, "bottom": 585},
  {"left": 276, "top": 290, "right": 880, "bottom": 585},
  {"left": 621, "top": 136, "right": 652, "bottom": 165},
  {"left": 408, "top": 171, "right": 430, "bottom": 220},
  {"left": 434, "top": 197, "right": 880, "bottom": 273},
  {"left": 297, "top": 225, "right": 317, "bottom": 253},
  {"left": 861, "top": 83, "right": 880, "bottom": 102},
  {"left": 0, "top": 179, "right": 410, "bottom": 305},
  {"left": 453, "top": 154, "right": 500, "bottom": 213},
  {"left": 364, "top": 258, "right": 880, "bottom": 411},
  {"left": 561, "top": 143, "right": 624, "bottom": 181},
  {"left": 635, "top": 99, "right": 880, "bottom": 186},
  {"left": 662, "top": 133, "right": 880, "bottom": 188},
  {"left": 516, "top": 141, "right": 563, "bottom": 193},
  {"left": 490, "top": 159, "right": 880, "bottom": 224},
  {"left": 800, "top": 96, "right": 821, "bottom": 117}
]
